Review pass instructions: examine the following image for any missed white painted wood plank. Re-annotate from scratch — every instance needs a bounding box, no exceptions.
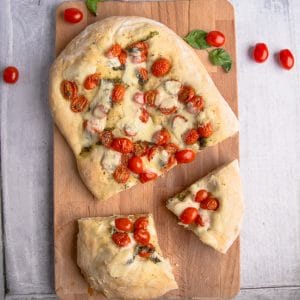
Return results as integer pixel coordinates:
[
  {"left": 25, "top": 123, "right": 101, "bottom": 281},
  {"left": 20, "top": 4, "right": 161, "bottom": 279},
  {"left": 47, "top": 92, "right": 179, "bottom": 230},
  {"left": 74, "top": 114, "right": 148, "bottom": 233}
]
[
  {"left": 0, "top": 0, "right": 300, "bottom": 296},
  {"left": 238, "top": 287, "right": 300, "bottom": 300}
]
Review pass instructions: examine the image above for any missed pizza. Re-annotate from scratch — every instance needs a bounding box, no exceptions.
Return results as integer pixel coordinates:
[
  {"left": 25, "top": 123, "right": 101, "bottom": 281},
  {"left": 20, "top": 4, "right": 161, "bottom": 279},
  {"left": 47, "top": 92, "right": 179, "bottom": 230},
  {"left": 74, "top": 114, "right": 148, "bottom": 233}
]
[
  {"left": 49, "top": 16, "right": 239, "bottom": 201},
  {"left": 77, "top": 214, "right": 178, "bottom": 299},
  {"left": 166, "top": 160, "right": 244, "bottom": 253}
]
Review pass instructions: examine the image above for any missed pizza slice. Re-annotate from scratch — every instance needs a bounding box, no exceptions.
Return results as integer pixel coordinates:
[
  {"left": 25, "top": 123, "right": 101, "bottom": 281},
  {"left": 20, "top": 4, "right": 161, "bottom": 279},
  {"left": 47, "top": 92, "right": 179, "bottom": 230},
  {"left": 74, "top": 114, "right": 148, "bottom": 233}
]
[
  {"left": 166, "top": 160, "right": 244, "bottom": 253},
  {"left": 49, "top": 16, "right": 239, "bottom": 201},
  {"left": 77, "top": 214, "right": 178, "bottom": 299}
]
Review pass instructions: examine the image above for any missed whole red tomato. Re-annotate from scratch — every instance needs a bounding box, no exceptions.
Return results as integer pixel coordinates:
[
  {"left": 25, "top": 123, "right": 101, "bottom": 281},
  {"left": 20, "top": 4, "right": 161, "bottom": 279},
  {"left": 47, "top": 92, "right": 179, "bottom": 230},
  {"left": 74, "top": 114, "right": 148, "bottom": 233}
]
[
  {"left": 253, "top": 43, "right": 269, "bottom": 63},
  {"left": 64, "top": 8, "right": 83, "bottom": 24},
  {"left": 279, "top": 49, "right": 294, "bottom": 70},
  {"left": 3, "top": 66, "right": 19, "bottom": 84},
  {"left": 206, "top": 31, "right": 225, "bottom": 47}
]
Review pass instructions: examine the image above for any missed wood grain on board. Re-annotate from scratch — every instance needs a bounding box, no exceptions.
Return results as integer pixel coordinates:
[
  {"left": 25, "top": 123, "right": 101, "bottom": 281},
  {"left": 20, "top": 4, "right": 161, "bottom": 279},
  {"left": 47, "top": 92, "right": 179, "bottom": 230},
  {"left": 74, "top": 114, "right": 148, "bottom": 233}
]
[{"left": 54, "top": 0, "right": 239, "bottom": 299}]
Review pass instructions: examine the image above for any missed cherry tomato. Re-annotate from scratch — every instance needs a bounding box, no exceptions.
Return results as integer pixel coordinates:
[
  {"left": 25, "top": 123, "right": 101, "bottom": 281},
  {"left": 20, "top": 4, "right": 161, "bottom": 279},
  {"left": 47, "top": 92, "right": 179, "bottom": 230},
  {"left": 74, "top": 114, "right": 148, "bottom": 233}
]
[
  {"left": 111, "top": 138, "right": 133, "bottom": 154},
  {"left": 128, "top": 156, "right": 143, "bottom": 174},
  {"left": 153, "top": 129, "right": 171, "bottom": 146},
  {"left": 144, "top": 90, "right": 158, "bottom": 107},
  {"left": 183, "top": 129, "right": 199, "bottom": 145},
  {"left": 253, "top": 43, "right": 269, "bottom": 63},
  {"left": 195, "top": 214, "right": 205, "bottom": 226},
  {"left": 151, "top": 58, "right": 171, "bottom": 77},
  {"left": 133, "top": 141, "right": 149, "bottom": 157},
  {"left": 206, "top": 31, "right": 225, "bottom": 47},
  {"left": 138, "top": 244, "right": 154, "bottom": 258},
  {"left": 164, "top": 143, "right": 179, "bottom": 155},
  {"left": 115, "top": 218, "right": 133, "bottom": 232},
  {"left": 139, "top": 171, "right": 158, "bottom": 183},
  {"left": 159, "top": 106, "right": 177, "bottom": 115},
  {"left": 106, "top": 44, "right": 122, "bottom": 58},
  {"left": 139, "top": 108, "right": 149, "bottom": 123},
  {"left": 198, "top": 122, "right": 213, "bottom": 138},
  {"left": 200, "top": 197, "right": 219, "bottom": 211},
  {"left": 134, "top": 229, "right": 150, "bottom": 245},
  {"left": 112, "top": 232, "right": 131, "bottom": 247},
  {"left": 195, "top": 189, "right": 209, "bottom": 203},
  {"left": 118, "top": 50, "right": 127, "bottom": 65},
  {"left": 100, "top": 130, "right": 114, "bottom": 147},
  {"left": 64, "top": 8, "right": 83, "bottom": 24},
  {"left": 147, "top": 146, "right": 159, "bottom": 161},
  {"left": 179, "top": 207, "right": 198, "bottom": 224},
  {"left": 175, "top": 149, "right": 196, "bottom": 164},
  {"left": 279, "top": 49, "right": 294, "bottom": 70},
  {"left": 186, "top": 96, "right": 204, "bottom": 114},
  {"left": 112, "top": 84, "right": 126, "bottom": 103},
  {"left": 84, "top": 73, "right": 101, "bottom": 90},
  {"left": 70, "top": 95, "right": 88, "bottom": 112},
  {"left": 3, "top": 66, "right": 19, "bottom": 84},
  {"left": 134, "top": 217, "right": 148, "bottom": 230},
  {"left": 178, "top": 86, "right": 195, "bottom": 103},
  {"left": 113, "top": 165, "right": 130, "bottom": 184}
]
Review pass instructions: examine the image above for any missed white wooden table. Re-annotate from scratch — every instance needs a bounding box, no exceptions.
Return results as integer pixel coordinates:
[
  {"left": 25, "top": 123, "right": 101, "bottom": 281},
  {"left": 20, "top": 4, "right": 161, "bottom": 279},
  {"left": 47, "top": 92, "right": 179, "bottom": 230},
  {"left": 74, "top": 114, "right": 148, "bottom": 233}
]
[{"left": 0, "top": 0, "right": 300, "bottom": 299}]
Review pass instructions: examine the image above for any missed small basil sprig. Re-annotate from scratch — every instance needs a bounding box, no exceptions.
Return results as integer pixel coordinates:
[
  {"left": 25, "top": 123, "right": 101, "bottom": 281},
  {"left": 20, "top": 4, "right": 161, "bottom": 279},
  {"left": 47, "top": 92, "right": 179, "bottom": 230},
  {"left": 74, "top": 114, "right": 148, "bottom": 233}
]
[
  {"left": 183, "top": 30, "right": 210, "bottom": 50},
  {"left": 86, "top": 0, "right": 102, "bottom": 16},
  {"left": 208, "top": 48, "right": 232, "bottom": 73}
]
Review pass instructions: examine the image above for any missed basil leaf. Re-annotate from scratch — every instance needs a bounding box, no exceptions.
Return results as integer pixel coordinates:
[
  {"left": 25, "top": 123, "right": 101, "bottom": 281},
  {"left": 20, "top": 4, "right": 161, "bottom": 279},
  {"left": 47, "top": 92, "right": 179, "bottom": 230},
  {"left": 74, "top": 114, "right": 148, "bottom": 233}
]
[
  {"left": 86, "top": 0, "right": 101, "bottom": 16},
  {"left": 208, "top": 48, "right": 232, "bottom": 73},
  {"left": 183, "top": 30, "right": 210, "bottom": 49}
]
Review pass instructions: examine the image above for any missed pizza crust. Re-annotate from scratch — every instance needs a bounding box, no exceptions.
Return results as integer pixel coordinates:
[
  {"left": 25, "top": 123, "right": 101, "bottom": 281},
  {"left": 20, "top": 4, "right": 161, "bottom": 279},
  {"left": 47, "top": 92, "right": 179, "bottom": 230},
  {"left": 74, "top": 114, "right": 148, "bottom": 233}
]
[
  {"left": 166, "top": 160, "right": 244, "bottom": 253},
  {"left": 77, "top": 214, "right": 178, "bottom": 299},
  {"left": 49, "top": 16, "right": 239, "bottom": 201}
]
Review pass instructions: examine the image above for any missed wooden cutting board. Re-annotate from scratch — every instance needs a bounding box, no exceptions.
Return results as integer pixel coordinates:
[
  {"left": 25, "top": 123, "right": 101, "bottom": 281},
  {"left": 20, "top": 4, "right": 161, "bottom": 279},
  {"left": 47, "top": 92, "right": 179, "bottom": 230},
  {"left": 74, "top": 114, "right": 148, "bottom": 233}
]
[{"left": 54, "top": 1, "right": 240, "bottom": 299}]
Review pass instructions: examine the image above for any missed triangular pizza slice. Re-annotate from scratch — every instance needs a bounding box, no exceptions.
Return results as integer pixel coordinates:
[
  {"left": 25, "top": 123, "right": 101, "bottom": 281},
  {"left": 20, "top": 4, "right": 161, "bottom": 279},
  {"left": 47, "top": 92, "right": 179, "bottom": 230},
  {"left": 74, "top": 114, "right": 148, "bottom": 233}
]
[
  {"left": 49, "top": 16, "right": 239, "bottom": 201},
  {"left": 166, "top": 160, "right": 244, "bottom": 253},
  {"left": 77, "top": 214, "right": 178, "bottom": 299}
]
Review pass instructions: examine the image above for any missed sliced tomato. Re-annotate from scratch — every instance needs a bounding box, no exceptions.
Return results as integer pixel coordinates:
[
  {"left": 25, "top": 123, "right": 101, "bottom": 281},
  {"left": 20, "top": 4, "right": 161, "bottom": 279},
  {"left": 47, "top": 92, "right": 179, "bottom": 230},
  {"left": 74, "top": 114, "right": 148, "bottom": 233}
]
[
  {"left": 100, "top": 130, "right": 114, "bottom": 147},
  {"left": 144, "top": 90, "right": 158, "bottom": 107},
  {"left": 179, "top": 207, "right": 198, "bottom": 224},
  {"left": 84, "top": 73, "right": 101, "bottom": 90},
  {"left": 195, "top": 189, "right": 209, "bottom": 203},
  {"left": 198, "top": 122, "right": 213, "bottom": 138},
  {"left": 139, "top": 171, "right": 158, "bottom": 183},
  {"left": 138, "top": 244, "right": 155, "bottom": 258},
  {"left": 178, "top": 86, "right": 195, "bottom": 103},
  {"left": 61, "top": 80, "right": 77, "bottom": 100},
  {"left": 153, "top": 129, "right": 171, "bottom": 146},
  {"left": 113, "top": 165, "right": 130, "bottom": 184},
  {"left": 139, "top": 108, "right": 149, "bottom": 123},
  {"left": 164, "top": 143, "right": 179, "bottom": 155},
  {"left": 194, "top": 214, "right": 205, "bottom": 226},
  {"left": 159, "top": 106, "right": 177, "bottom": 115},
  {"left": 70, "top": 95, "right": 88, "bottom": 112},
  {"left": 128, "top": 156, "right": 143, "bottom": 174},
  {"left": 111, "top": 138, "right": 134, "bottom": 154},
  {"left": 115, "top": 218, "right": 133, "bottom": 232},
  {"left": 112, "top": 84, "right": 126, "bottom": 103},
  {"left": 106, "top": 44, "right": 122, "bottom": 58},
  {"left": 175, "top": 149, "right": 196, "bottom": 164},
  {"left": 183, "top": 129, "right": 199, "bottom": 145},
  {"left": 186, "top": 96, "right": 204, "bottom": 114},
  {"left": 112, "top": 232, "right": 131, "bottom": 247},
  {"left": 134, "top": 229, "right": 150, "bottom": 245},
  {"left": 200, "top": 197, "right": 219, "bottom": 211},
  {"left": 134, "top": 217, "right": 148, "bottom": 230},
  {"left": 133, "top": 141, "right": 149, "bottom": 157}
]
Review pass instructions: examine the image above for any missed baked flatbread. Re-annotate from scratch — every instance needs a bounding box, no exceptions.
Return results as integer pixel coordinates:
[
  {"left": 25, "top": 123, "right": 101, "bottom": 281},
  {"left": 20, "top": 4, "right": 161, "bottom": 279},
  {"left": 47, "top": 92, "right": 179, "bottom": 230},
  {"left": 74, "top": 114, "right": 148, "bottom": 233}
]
[
  {"left": 49, "top": 16, "right": 239, "bottom": 201},
  {"left": 77, "top": 214, "right": 178, "bottom": 299},
  {"left": 166, "top": 160, "right": 244, "bottom": 253}
]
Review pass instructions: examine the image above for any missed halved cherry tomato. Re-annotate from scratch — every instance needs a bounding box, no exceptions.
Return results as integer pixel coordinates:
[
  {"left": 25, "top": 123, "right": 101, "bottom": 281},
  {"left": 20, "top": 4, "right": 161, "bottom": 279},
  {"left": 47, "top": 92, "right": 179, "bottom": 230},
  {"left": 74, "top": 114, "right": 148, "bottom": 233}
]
[
  {"left": 162, "top": 155, "right": 176, "bottom": 171},
  {"left": 253, "top": 43, "right": 269, "bottom": 63},
  {"left": 139, "top": 108, "right": 149, "bottom": 123},
  {"left": 121, "top": 153, "right": 132, "bottom": 166},
  {"left": 164, "top": 143, "right": 179, "bottom": 155},
  {"left": 137, "top": 67, "right": 148, "bottom": 85},
  {"left": 134, "top": 217, "right": 148, "bottom": 230},
  {"left": 106, "top": 44, "right": 122, "bottom": 58},
  {"left": 115, "top": 218, "right": 133, "bottom": 232},
  {"left": 100, "top": 130, "right": 114, "bottom": 147},
  {"left": 206, "top": 31, "right": 225, "bottom": 47},
  {"left": 200, "top": 197, "right": 219, "bottom": 211},
  {"left": 186, "top": 96, "right": 204, "bottom": 114},
  {"left": 3, "top": 66, "right": 19, "bottom": 84},
  {"left": 147, "top": 146, "right": 159, "bottom": 161},
  {"left": 195, "top": 189, "right": 209, "bottom": 203},
  {"left": 195, "top": 214, "right": 205, "bottom": 226},
  {"left": 178, "top": 86, "right": 195, "bottom": 103},
  {"left": 139, "top": 171, "right": 158, "bottom": 183},
  {"left": 151, "top": 58, "right": 171, "bottom": 77},
  {"left": 179, "top": 207, "right": 198, "bottom": 224},
  {"left": 279, "top": 49, "right": 294, "bottom": 70},
  {"left": 112, "top": 84, "right": 126, "bottom": 103},
  {"left": 183, "top": 129, "right": 199, "bottom": 145},
  {"left": 64, "top": 8, "right": 83, "bottom": 24},
  {"left": 133, "top": 141, "right": 149, "bottom": 157},
  {"left": 84, "top": 73, "right": 101, "bottom": 90},
  {"left": 113, "top": 165, "right": 130, "bottom": 183},
  {"left": 153, "top": 129, "right": 171, "bottom": 146},
  {"left": 159, "top": 106, "right": 177, "bottom": 115},
  {"left": 61, "top": 80, "right": 77, "bottom": 100},
  {"left": 128, "top": 41, "right": 149, "bottom": 52},
  {"left": 70, "top": 95, "right": 88, "bottom": 112},
  {"left": 111, "top": 138, "right": 133, "bottom": 154},
  {"left": 175, "top": 149, "right": 196, "bottom": 164},
  {"left": 128, "top": 156, "right": 143, "bottom": 174},
  {"left": 138, "top": 244, "right": 155, "bottom": 258},
  {"left": 198, "top": 122, "right": 213, "bottom": 138},
  {"left": 112, "top": 232, "right": 131, "bottom": 247},
  {"left": 134, "top": 229, "right": 150, "bottom": 245},
  {"left": 144, "top": 90, "right": 158, "bottom": 107},
  {"left": 118, "top": 50, "right": 127, "bottom": 65}
]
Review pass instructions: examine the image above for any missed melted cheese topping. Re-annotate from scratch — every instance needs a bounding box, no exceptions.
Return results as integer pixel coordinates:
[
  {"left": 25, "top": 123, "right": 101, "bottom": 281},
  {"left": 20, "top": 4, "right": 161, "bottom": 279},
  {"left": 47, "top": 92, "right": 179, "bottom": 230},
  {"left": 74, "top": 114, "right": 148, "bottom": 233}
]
[
  {"left": 164, "top": 80, "right": 181, "bottom": 95},
  {"left": 101, "top": 149, "right": 121, "bottom": 173}
]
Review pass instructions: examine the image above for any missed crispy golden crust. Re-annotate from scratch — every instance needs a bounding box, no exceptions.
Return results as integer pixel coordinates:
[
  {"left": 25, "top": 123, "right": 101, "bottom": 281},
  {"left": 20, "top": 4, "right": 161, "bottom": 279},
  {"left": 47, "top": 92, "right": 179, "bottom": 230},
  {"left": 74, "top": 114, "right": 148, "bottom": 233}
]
[
  {"left": 167, "top": 160, "right": 244, "bottom": 253},
  {"left": 77, "top": 214, "right": 178, "bottom": 299},
  {"left": 49, "top": 16, "right": 239, "bottom": 201}
]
